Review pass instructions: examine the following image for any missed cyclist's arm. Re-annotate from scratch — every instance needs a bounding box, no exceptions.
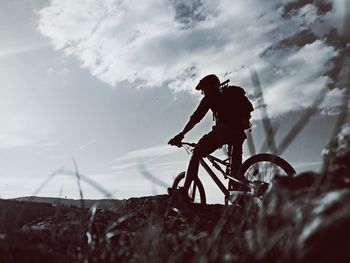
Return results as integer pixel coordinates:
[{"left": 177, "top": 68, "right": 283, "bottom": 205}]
[{"left": 180, "top": 98, "right": 209, "bottom": 136}]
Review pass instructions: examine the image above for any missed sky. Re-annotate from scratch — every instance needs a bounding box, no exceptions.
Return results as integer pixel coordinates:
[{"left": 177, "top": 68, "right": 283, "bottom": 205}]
[{"left": 0, "top": 0, "right": 349, "bottom": 203}]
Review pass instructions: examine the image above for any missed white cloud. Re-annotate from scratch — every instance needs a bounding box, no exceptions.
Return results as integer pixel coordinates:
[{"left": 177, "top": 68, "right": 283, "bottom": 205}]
[
  {"left": 0, "top": 111, "right": 53, "bottom": 149},
  {"left": 38, "top": 0, "right": 345, "bottom": 116},
  {"left": 262, "top": 40, "right": 339, "bottom": 117},
  {"left": 109, "top": 144, "right": 183, "bottom": 180},
  {"left": 113, "top": 144, "right": 180, "bottom": 164},
  {"left": 0, "top": 43, "right": 50, "bottom": 57}
]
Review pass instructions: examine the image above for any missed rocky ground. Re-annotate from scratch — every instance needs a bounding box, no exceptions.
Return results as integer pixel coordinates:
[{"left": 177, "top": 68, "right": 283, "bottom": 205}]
[{"left": 0, "top": 124, "right": 349, "bottom": 263}]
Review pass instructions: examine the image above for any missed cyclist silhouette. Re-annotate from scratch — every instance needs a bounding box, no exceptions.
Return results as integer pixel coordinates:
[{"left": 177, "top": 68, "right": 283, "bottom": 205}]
[{"left": 168, "top": 74, "right": 251, "bottom": 201}]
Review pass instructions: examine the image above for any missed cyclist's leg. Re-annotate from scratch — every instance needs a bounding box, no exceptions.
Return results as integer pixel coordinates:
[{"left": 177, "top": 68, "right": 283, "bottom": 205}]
[
  {"left": 229, "top": 133, "right": 247, "bottom": 190},
  {"left": 183, "top": 129, "right": 224, "bottom": 192}
]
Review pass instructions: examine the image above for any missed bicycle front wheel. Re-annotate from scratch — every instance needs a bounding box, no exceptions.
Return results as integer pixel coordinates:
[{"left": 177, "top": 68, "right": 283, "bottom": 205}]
[
  {"left": 241, "top": 153, "right": 296, "bottom": 194},
  {"left": 171, "top": 171, "right": 206, "bottom": 204}
]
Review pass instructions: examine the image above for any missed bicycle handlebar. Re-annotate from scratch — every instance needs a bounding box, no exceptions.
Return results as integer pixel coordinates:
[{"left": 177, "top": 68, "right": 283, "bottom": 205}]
[
  {"left": 181, "top": 142, "right": 196, "bottom": 147},
  {"left": 168, "top": 141, "right": 196, "bottom": 148}
]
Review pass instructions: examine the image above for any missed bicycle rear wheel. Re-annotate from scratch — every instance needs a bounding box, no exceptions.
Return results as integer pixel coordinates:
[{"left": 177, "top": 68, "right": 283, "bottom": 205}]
[
  {"left": 241, "top": 153, "right": 296, "bottom": 195},
  {"left": 172, "top": 171, "right": 206, "bottom": 204}
]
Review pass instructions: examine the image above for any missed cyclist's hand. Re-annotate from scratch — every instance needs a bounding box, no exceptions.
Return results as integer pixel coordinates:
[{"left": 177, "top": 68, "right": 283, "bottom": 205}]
[{"left": 168, "top": 133, "right": 184, "bottom": 147}]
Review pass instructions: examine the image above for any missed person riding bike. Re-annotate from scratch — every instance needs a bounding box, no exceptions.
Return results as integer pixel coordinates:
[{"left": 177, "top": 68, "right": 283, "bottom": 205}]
[{"left": 168, "top": 74, "right": 250, "bottom": 201}]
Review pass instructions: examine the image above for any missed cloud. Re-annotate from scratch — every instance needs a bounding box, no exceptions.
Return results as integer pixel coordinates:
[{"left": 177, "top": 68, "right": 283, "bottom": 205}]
[
  {"left": 260, "top": 40, "right": 339, "bottom": 117},
  {"left": 109, "top": 144, "right": 183, "bottom": 179},
  {"left": 106, "top": 144, "right": 184, "bottom": 195},
  {"left": 37, "top": 0, "right": 346, "bottom": 116},
  {"left": 0, "top": 112, "right": 53, "bottom": 149},
  {"left": 0, "top": 43, "right": 50, "bottom": 57},
  {"left": 113, "top": 144, "right": 180, "bottom": 164}
]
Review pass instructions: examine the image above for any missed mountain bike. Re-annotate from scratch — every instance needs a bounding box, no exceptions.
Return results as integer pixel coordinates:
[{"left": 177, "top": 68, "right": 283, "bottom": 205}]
[{"left": 171, "top": 142, "right": 296, "bottom": 205}]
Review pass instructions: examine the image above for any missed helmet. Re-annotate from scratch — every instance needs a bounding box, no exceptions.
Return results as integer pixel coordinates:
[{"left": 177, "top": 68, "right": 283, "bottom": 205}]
[{"left": 195, "top": 74, "right": 220, "bottom": 90}]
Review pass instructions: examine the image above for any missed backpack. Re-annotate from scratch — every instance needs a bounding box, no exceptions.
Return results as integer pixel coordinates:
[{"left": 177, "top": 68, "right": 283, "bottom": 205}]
[{"left": 218, "top": 85, "right": 254, "bottom": 130}]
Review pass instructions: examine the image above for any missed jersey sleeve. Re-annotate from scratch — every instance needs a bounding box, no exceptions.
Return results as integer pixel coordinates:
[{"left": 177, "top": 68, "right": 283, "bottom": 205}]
[{"left": 189, "top": 97, "right": 210, "bottom": 125}]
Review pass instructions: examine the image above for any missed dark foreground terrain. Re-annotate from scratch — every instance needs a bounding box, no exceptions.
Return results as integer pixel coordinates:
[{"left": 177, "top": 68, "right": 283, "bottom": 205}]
[
  {"left": 1, "top": 126, "right": 350, "bottom": 263},
  {"left": 1, "top": 186, "right": 350, "bottom": 263}
]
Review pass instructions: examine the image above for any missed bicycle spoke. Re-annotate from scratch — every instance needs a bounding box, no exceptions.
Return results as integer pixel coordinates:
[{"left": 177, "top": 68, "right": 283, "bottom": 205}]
[
  {"left": 247, "top": 165, "right": 258, "bottom": 180},
  {"left": 244, "top": 166, "right": 251, "bottom": 179},
  {"left": 266, "top": 163, "right": 270, "bottom": 181},
  {"left": 242, "top": 154, "right": 294, "bottom": 198},
  {"left": 267, "top": 164, "right": 275, "bottom": 182},
  {"left": 268, "top": 164, "right": 275, "bottom": 181}
]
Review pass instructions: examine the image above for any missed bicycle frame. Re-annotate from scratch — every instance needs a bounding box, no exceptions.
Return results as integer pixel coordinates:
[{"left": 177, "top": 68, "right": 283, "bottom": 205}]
[
  {"left": 181, "top": 142, "right": 251, "bottom": 198},
  {"left": 199, "top": 158, "right": 229, "bottom": 197},
  {"left": 174, "top": 142, "right": 295, "bottom": 204}
]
